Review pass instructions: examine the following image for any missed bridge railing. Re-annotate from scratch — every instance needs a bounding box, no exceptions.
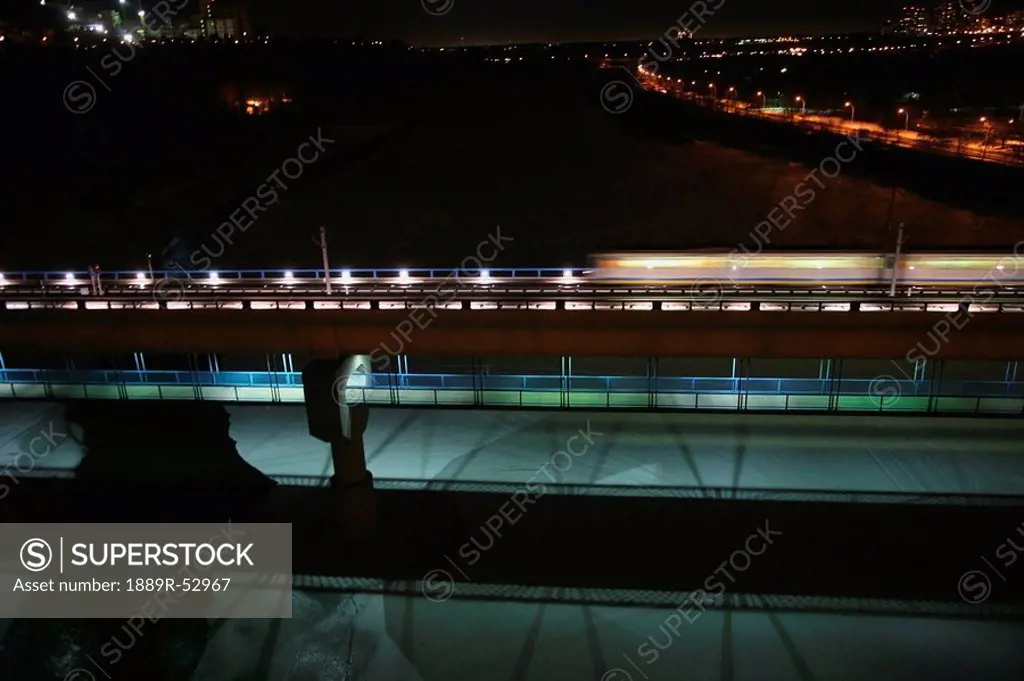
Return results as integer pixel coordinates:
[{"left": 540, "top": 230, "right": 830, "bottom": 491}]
[
  {"left": 0, "top": 267, "right": 576, "bottom": 284},
  {"left": 2, "top": 369, "right": 1023, "bottom": 398}
]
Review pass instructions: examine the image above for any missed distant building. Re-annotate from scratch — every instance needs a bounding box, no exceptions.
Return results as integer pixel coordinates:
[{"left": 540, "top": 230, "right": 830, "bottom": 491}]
[
  {"left": 200, "top": 0, "right": 250, "bottom": 38},
  {"left": 896, "top": 5, "right": 930, "bottom": 35},
  {"left": 180, "top": 16, "right": 203, "bottom": 40},
  {"left": 64, "top": 4, "right": 122, "bottom": 34},
  {"left": 932, "top": 1, "right": 968, "bottom": 34}
]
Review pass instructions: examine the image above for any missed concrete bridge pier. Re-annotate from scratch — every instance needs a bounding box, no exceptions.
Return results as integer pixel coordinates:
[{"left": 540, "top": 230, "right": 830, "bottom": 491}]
[{"left": 302, "top": 355, "right": 376, "bottom": 540}]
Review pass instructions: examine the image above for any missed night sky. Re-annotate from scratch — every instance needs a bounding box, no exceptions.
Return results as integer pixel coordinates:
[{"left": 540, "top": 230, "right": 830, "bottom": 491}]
[
  {"left": 242, "top": 0, "right": 1021, "bottom": 45},
  {"left": 8, "top": 0, "right": 1024, "bottom": 44}
]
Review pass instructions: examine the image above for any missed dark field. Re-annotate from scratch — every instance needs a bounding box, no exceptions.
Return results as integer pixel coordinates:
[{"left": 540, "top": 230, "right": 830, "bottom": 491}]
[{"left": 3, "top": 48, "right": 1022, "bottom": 272}]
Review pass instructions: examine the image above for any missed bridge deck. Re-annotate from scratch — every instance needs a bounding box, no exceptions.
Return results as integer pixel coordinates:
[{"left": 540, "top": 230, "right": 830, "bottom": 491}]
[
  {"left": 1, "top": 584, "right": 1021, "bottom": 680},
  {"left": 4, "top": 403, "right": 1024, "bottom": 499}
]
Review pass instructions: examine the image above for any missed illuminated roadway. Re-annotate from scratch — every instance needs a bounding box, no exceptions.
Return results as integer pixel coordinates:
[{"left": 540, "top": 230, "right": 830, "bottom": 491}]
[{"left": 1, "top": 266, "right": 1023, "bottom": 314}]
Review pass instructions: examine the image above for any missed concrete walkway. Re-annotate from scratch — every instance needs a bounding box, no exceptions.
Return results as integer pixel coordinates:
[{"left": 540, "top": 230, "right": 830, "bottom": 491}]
[
  {"left": 2, "top": 402, "right": 1023, "bottom": 496},
  {"left": 2, "top": 588, "right": 1021, "bottom": 681},
  {"left": 192, "top": 590, "right": 1024, "bottom": 681}
]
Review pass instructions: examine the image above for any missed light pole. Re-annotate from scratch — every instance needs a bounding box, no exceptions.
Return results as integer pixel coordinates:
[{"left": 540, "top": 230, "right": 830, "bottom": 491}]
[
  {"left": 795, "top": 95, "right": 806, "bottom": 115},
  {"left": 319, "top": 225, "right": 332, "bottom": 294},
  {"left": 979, "top": 117, "right": 991, "bottom": 160},
  {"left": 756, "top": 90, "right": 766, "bottom": 108},
  {"left": 844, "top": 101, "right": 855, "bottom": 123},
  {"left": 898, "top": 108, "right": 909, "bottom": 131},
  {"left": 889, "top": 223, "right": 904, "bottom": 298},
  {"left": 709, "top": 83, "right": 716, "bottom": 100}
]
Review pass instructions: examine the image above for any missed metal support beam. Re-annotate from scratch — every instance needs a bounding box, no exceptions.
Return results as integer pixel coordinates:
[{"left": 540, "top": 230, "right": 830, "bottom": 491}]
[{"left": 6, "top": 310, "right": 1024, "bottom": 360}]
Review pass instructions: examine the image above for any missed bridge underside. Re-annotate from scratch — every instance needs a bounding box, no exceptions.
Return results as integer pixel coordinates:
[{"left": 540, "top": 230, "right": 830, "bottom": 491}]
[{"left": 2, "top": 309, "right": 1024, "bottom": 359}]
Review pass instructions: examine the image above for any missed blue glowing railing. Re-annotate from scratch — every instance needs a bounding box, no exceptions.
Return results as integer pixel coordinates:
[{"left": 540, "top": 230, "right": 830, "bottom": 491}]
[{"left": 1, "top": 369, "right": 1023, "bottom": 398}]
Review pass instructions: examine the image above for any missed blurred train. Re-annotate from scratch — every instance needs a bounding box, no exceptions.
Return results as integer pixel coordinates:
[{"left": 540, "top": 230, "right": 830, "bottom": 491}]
[{"left": 587, "top": 251, "right": 1024, "bottom": 288}]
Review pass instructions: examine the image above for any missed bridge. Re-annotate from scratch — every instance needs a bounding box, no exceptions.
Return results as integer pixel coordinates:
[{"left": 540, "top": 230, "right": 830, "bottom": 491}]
[
  {"left": 2, "top": 367, "right": 1023, "bottom": 416},
  {"left": 3, "top": 263, "right": 1022, "bottom": 543},
  {"left": 3, "top": 267, "right": 1024, "bottom": 315}
]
